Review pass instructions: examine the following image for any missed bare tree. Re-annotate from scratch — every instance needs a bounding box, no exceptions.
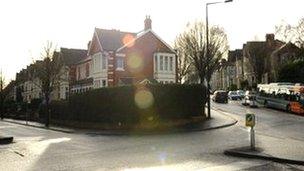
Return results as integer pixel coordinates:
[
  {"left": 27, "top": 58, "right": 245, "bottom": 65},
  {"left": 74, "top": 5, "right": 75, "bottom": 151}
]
[
  {"left": 174, "top": 43, "right": 192, "bottom": 83},
  {"left": 174, "top": 21, "right": 228, "bottom": 114},
  {"left": 276, "top": 18, "right": 304, "bottom": 49},
  {"left": 245, "top": 43, "right": 267, "bottom": 85},
  {"left": 0, "top": 71, "right": 5, "bottom": 120},
  {"left": 30, "top": 42, "right": 65, "bottom": 127}
]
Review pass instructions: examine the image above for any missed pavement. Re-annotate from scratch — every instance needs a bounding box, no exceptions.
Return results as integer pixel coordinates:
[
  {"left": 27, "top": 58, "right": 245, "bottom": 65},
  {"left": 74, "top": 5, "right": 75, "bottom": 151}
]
[
  {"left": 1, "top": 109, "right": 237, "bottom": 135},
  {"left": 2, "top": 118, "right": 75, "bottom": 134},
  {"left": 224, "top": 131, "right": 304, "bottom": 166}
]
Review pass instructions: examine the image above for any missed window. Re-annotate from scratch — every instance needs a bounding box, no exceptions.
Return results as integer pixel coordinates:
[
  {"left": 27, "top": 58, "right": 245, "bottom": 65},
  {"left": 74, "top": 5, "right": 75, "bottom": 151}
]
[
  {"left": 102, "top": 80, "right": 107, "bottom": 87},
  {"left": 93, "top": 57, "right": 97, "bottom": 72},
  {"left": 164, "top": 56, "right": 168, "bottom": 71},
  {"left": 78, "top": 67, "right": 80, "bottom": 80},
  {"left": 160, "top": 56, "right": 163, "bottom": 71},
  {"left": 85, "top": 63, "right": 90, "bottom": 77},
  {"left": 94, "top": 80, "right": 100, "bottom": 88},
  {"left": 154, "top": 55, "right": 158, "bottom": 71},
  {"left": 102, "top": 55, "right": 107, "bottom": 70},
  {"left": 116, "top": 57, "right": 124, "bottom": 70},
  {"left": 169, "top": 56, "right": 173, "bottom": 71}
]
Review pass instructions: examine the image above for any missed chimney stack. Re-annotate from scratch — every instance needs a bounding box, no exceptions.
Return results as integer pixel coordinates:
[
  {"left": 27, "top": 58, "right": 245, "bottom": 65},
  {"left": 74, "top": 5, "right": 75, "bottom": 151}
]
[
  {"left": 266, "top": 33, "right": 275, "bottom": 47},
  {"left": 144, "top": 15, "right": 152, "bottom": 31},
  {"left": 266, "top": 34, "right": 274, "bottom": 42}
]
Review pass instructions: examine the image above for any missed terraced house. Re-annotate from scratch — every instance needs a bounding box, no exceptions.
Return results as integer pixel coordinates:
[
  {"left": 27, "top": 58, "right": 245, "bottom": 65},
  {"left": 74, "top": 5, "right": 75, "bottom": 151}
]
[
  {"left": 72, "top": 16, "right": 177, "bottom": 93},
  {"left": 211, "top": 33, "right": 301, "bottom": 91}
]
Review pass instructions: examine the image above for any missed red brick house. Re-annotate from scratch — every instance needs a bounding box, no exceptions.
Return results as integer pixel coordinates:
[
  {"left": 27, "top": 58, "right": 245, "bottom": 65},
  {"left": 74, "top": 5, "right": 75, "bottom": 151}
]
[{"left": 74, "top": 16, "right": 177, "bottom": 91}]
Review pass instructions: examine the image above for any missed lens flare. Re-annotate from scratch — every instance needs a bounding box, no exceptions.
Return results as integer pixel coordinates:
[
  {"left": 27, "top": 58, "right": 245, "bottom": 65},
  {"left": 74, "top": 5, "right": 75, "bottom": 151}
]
[
  {"left": 122, "top": 34, "right": 135, "bottom": 48},
  {"left": 127, "top": 54, "right": 143, "bottom": 71},
  {"left": 135, "top": 89, "right": 154, "bottom": 109}
]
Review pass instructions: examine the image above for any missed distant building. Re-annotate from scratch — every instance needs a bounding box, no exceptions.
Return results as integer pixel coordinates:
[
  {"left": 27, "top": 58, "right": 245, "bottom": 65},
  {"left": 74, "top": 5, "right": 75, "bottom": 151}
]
[
  {"left": 211, "top": 33, "right": 301, "bottom": 90},
  {"left": 54, "top": 48, "right": 88, "bottom": 98},
  {"left": 14, "top": 47, "right": 87, "bottom": 102},
  {"left": 3, "top": 80, "right": 16, "bottom": 101},
  {"left": 15, "top": 62, "right": 43, "bottom": 103}
]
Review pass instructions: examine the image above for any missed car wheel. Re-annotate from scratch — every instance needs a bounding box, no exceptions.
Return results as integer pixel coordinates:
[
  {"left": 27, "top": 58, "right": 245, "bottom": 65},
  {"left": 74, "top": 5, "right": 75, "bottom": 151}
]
[
  {"left": 286, "top": 105, "right": 291, "bottom": 113},
  {"left": 264, "top": 100, "right": 268, "bottom": 107}
]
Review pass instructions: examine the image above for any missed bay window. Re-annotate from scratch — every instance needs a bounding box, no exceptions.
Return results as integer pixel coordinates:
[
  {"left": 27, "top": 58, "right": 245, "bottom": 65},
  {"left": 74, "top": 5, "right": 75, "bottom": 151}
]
[
  {"left": 169, "top": 56, "right": 173, "bottom": 71},
  {"left": 102, "top": 55, "right": 107, "bottom": 70},
  {"left": 164, "top": 56, "right": 168, "bottom": 71},
  {"left": 160, "top": 55, "right": 163, "bottom": 71}
]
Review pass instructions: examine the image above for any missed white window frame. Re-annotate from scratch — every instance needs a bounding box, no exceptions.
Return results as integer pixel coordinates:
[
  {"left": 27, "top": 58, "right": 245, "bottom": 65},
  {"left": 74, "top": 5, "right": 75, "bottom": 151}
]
[
  {"left": 154, "top": 55, "right": 158, "bottom": 71},
  {"left": 102, "top": 55, "right": 107, "bottom": 70},
  {"left": 169, "top": 56, "right": 173, "bottom": 71},
  {"left": 160, "top": 55, "right": 163, "bottom": 71},
  {"left": 154, "top": 53, "right": 175, "bottom": 73},
  {"left": 164, "top": 56, "right": 168, "bottom": 71}
]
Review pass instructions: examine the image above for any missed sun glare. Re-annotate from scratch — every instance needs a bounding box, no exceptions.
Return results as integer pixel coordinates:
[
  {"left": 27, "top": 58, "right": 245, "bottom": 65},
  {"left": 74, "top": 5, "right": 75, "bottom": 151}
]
[
  {"left": 134, "top": 89, "right": 154, "bottom": 109},
  {"left": 127, "top": 53, "right": 144, "bottom": 72},
  {"left": 122, "top": 34, "right": 135, "bottom": 48}
]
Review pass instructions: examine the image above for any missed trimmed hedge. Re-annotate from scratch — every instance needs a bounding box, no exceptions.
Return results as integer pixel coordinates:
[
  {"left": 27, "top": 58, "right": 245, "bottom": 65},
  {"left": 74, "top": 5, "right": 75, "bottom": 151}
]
[
  {"left": 49, "top": 84, "right": 206, "bottom": 125},
  {"left": 29, "top": 98, "right": 42, "bottom": 111}
]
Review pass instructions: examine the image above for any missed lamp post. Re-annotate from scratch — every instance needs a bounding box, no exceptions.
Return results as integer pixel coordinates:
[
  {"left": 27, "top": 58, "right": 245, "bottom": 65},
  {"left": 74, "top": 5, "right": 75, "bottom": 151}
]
[{"left": 206, "top": 0, "right": 232, "bottom": 118}]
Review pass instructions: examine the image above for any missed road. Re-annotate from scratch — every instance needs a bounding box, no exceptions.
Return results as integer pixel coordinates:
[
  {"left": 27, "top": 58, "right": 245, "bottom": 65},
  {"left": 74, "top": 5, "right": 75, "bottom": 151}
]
[
  {"left": 212, "top": 100, "right": 304, "bottom": 141},
  {"left": 0, "top": 101, "right": 304, "bottom": 170}
]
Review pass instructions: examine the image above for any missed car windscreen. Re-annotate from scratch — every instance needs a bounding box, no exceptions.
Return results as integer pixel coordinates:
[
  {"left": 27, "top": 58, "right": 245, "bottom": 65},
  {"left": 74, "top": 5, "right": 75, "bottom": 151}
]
[
  {"left": 230, "top": 92, "right": 237, "bottom": 95},
  {"left": 237, "top": 91, "right": 244, "bottom": 95}
]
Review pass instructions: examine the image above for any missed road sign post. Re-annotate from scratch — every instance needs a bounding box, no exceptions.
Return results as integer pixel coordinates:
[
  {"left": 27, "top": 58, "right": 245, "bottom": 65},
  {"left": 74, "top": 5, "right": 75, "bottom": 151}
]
[
  {"left": 245, "top": 114, "right": 256, "bottom": 150},
  {"left": 250, "top": 126, "right": 255, "bottom": 150}
]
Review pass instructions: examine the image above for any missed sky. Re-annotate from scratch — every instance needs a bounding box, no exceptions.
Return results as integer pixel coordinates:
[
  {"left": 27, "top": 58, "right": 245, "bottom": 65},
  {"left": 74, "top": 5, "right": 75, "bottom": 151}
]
[{"left": 0, "top": 0, "right": 303, "bottom": 82}]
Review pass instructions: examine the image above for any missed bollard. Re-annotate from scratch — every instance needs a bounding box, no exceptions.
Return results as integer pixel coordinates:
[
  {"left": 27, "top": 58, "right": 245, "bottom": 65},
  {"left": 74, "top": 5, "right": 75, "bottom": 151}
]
[
  {"left": 250, "top": 126, "right": 255, "bottom": 150},
  {"left": 246, "top": 113, "right": 256, "bottom": 150}
]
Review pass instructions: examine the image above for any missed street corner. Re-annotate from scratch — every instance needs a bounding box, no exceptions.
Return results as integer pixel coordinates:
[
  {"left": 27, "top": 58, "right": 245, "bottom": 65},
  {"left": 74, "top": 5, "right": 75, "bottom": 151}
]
[
  {"left": 224, "top": 146, "right": 304, "bottom": 166},
  {"left": 224, "top": 146, "right": 265, "bottom": 156},
  {"left": 0, "top": 136, "right": 14, "bottom": 145},
  {"left": 211, "top": 108, "right": 238, "bottom": 124}
]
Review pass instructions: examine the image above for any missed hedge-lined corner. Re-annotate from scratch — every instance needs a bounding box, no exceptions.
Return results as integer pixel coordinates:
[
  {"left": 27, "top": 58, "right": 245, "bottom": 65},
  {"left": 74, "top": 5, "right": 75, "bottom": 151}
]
[{"left": 48, "top": 84, "right": 206, "bottom": 128}]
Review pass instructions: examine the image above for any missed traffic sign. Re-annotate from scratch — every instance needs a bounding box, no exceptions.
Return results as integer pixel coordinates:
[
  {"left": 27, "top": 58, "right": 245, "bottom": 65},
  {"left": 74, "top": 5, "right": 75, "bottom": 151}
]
[{"left": 245, "top": 114, "right": 255, "bottom": 127}]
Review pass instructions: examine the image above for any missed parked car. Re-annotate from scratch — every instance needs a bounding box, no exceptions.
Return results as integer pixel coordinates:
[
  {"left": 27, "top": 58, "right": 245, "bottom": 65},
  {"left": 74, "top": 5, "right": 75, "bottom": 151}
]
[
  {"left": 212, "top": 90, "right": 228, "bottom": 103},
  {"left": 236, "top": 90, "right": 245, "bottom": 99},
  {"left": 228, "top": 91, "right": 241, "bottom": 100},
  {"left": 242, "top": 90, "right": 258, "bottom": 107}
]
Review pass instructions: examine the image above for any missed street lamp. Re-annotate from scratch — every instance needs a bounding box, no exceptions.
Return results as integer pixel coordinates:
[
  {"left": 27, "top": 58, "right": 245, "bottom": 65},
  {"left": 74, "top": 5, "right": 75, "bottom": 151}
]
[{"left": 206, "top": 0, "right": 232, "bottom": 119}]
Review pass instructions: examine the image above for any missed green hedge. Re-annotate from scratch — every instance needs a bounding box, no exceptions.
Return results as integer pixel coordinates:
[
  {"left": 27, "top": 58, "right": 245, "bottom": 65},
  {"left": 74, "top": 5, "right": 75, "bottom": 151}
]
[
  {"left": 49, "top": 84, "right": 206, "bottom": 125},
  {"left": 29, "top": 98, "right": 42, "bottom": 111}
]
